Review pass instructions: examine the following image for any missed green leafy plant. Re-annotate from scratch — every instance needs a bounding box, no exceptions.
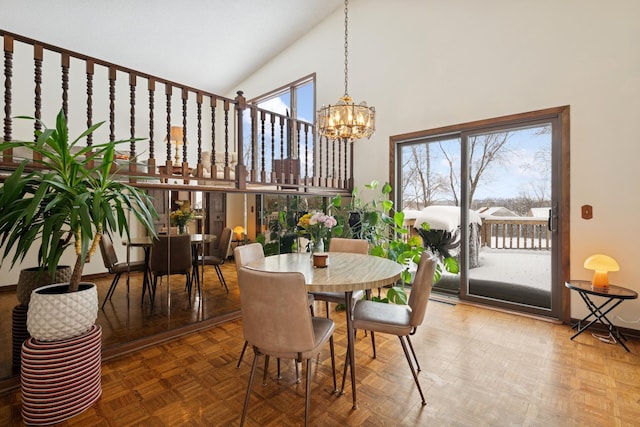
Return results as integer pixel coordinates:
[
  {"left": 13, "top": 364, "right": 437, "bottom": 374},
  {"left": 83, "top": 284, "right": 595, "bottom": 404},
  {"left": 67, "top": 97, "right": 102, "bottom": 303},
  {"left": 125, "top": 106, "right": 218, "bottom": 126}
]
[
  {"left": 345, "top": 180, "right": 460, "bottom": 304},
  {"left": 0, "top": 110, "right": 158, "bottom": 292}
]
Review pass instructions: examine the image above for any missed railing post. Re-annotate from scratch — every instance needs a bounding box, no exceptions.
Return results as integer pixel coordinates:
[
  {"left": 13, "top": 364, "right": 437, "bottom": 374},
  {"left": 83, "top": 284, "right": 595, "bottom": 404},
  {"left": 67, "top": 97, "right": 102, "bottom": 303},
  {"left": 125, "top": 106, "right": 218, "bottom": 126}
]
[{"left": 235, "top": 90, "right": 247, "bottom": 190}]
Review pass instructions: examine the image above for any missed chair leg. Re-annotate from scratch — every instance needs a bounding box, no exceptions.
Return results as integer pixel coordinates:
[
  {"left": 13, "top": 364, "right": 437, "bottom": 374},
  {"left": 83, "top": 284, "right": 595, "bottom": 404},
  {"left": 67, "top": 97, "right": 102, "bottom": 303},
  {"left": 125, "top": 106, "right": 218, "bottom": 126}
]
[
  {"left": 304, "top": 358, "right": 311, "bottom": 427},
  {"left": 262, "top": 355, "right": 270, "bottom": 386},
  {"left": 329, "top": 335, "right": 337, "bottom": 394},
  {"left": 236, "top": 340, "right": 248, "bottom": 368},
  {"left": 186, "top": 272, "right": 192, "bottom": 307},
  {"left": 101, "top": 273, "right": 121, "bottom": 309},
  {"left": 406, "top": 335, "right": 421, "bottom": 372},
  {"left": 240, "top": 352, "right": 260, "bottom": 427},
  {"left": 214, "top": 264, "right": 229, "bottom": 294},
  {"left": 371, "top": 331, "right": 377, "bottom": 359},
  {"left": 399, "top": 335, "right": 426, "bottom": 405},
  {"left": 340, "top": 344, "right": 349, "bottom": 394},
  {"left": 151, "top": 275, "right": 159, "bottom": 306}
]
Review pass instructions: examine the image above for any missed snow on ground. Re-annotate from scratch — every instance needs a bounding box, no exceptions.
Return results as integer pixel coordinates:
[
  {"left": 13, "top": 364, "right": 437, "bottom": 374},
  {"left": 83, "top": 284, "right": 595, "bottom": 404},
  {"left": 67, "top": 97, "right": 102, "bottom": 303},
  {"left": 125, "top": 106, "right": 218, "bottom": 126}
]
[
  {"left": 466, "top": 247, "right": 551, "bottom": 291},
  {"left": 440, "top": 247, "right": 551, "bottom": 292}
]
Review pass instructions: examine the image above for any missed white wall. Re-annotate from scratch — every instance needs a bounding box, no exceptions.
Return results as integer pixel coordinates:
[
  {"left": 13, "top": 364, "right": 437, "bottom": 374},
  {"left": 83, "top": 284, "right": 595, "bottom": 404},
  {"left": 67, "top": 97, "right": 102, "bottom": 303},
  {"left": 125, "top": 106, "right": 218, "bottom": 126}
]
[{"left": 235, "top": 0, "right": 640, "bottom": 328}]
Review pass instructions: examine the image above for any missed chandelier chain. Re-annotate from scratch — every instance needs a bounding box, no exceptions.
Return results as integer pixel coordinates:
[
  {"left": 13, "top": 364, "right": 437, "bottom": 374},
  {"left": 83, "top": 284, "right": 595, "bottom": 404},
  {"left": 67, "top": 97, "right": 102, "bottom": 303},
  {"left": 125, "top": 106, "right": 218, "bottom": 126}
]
[{"left": 343, "top": 0, "right": 349, "bottom": 96}]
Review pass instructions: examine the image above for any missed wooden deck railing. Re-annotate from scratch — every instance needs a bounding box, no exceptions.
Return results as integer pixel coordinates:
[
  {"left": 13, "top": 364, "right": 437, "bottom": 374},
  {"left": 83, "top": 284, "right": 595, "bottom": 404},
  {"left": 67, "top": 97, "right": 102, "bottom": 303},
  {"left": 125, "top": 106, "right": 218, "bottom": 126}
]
[
  {"left": 1, "top": 29, "right": 353, "bottom": 194},
  {"left": 480, "top": 217, "right": 550, "bottom": 250}
]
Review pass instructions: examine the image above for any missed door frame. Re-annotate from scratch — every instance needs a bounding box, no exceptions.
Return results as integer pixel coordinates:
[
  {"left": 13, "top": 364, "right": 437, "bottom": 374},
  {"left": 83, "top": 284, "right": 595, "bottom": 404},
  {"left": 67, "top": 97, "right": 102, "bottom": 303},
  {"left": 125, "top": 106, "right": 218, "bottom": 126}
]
[{"left": 389, "top": 106, "right": 570, "bottom": 322}]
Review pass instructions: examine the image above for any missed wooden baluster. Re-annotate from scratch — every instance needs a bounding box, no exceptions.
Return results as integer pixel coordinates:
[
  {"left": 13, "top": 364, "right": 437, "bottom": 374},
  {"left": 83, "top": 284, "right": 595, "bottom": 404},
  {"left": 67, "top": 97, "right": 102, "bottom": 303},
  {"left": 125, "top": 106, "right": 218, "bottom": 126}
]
[
  {"left": 296, "top": 121, "right": 301, "bottom": 185},
  {"left": 331, "top": 138, "right": 336, "bottom": 188},
  {"left": 234, "top": 91, "right": 246, "bottom": 189},
  {"left": 165, "top": 85, "right": 172, "bottom": 170},
  {"left": 325, "top": 136, "right": 330, "bottom": 187},
  {"left": 196, "top": 92, "right": 203, "bottom": 177},
  {"left": 148, "top": 78, "right": 156, "bottom": 173},
  {"left": 223, "top": 99, "right": 230, "bottom": 180},
  {"left": 129, "top": 73, "right": 137, "bottom": 177},
  {"left": 210, "top": 95, "right": 217, "bottom": 176},
  {"left": 279, "top": 115, "right": 285, "bottom": 184},
  {"left": 34, "top": 44, "right": 43, "bottom": 147},
  {"left": 270, "top": 113, "right": 276, "bottom": 183},
  {"left": 250, "top": 106, "right": 257, "bottom": 182},
  {"left": 260, "top": 110, "right": 266, "bottom": 183},
  {"left": 318, "top": 134, "right": 323, "bottom": 187},
  {"left": 181, "top": 88, "right": 188, "bottom": 175},
  {"left": 108, "top": 66, "right": 116, "bottom": 142},
  {"left": 343, "top": 138, "right": 349, "bottom": 189},
  {"left": 3, "top": 35, "right": 13, "bottom": 160},
  {"left": 348, "top": 135, "right": 354, "bottom": 189},
  {"left": 337, "top": 137, "right": 342, "bottom": 188},
  {"left": 304, "top": 123, "right": 309, "bottom": 183},
  {"left": 85, "top": 60, "right": 93, "bottom": 147},
  {"left": 61, "top": 53, "right": 69, "bottom": 118}
]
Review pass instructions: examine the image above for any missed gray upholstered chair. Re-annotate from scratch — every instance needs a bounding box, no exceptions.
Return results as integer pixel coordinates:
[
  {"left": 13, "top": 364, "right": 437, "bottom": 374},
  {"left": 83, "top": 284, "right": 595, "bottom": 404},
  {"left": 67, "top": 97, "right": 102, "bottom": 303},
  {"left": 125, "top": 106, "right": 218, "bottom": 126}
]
[
  {"left": 310, "top": 237, "right": 369, "bottom": 315},
  {"left": 197, "top": 227, "right": 233, "bottom": 294},
  {"left": 233, "top": 243, "right": 266, "bottom": 368},
  {"left": 348, "top": 252, "right": 436, "bottom": 405},
  {"left": 237, "top": 267, "right": 336, "bottom": 427},
  {"left": 99, "top": 233, "right": 147, "bottom": 309},
  {"left": 233, "top": 243, "right": 317, "bottom": 384},
  {"left": 149, "top": 234, "right": 193, "bottom": 305}
]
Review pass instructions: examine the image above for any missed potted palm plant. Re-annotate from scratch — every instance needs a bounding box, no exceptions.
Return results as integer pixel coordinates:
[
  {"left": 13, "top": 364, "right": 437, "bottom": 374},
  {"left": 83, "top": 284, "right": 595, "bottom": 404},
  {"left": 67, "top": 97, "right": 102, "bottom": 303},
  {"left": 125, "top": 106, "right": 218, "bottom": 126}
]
[{"left": 0, "top": 109, "right": 157, "bottom": 341}]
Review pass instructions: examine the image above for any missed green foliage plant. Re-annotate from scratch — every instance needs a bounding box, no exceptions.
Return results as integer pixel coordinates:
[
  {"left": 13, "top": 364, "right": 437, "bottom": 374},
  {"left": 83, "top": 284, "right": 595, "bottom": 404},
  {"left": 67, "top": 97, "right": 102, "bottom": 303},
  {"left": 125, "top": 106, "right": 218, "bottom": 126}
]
[{"left": 0, "top": 110, "right": 158, "bottom": 293}]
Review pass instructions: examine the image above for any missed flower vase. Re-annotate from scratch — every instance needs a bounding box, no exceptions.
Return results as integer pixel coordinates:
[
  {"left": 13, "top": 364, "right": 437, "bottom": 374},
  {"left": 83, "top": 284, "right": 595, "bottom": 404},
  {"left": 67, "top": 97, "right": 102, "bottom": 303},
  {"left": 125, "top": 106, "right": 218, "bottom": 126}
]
[
  {"left": 178, "top": 224, "right": 186, "bottom": 234},
  {"left": 312, "top": 238, "right": 325, "bottom": 254}
]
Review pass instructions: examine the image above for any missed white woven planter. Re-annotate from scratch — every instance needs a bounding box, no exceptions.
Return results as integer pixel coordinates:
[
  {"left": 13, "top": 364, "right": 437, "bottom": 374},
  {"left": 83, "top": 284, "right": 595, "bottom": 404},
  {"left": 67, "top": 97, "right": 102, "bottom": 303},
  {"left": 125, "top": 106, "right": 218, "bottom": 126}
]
[{"left": 27, "top": 283, "right": 98, "bottom": 342}]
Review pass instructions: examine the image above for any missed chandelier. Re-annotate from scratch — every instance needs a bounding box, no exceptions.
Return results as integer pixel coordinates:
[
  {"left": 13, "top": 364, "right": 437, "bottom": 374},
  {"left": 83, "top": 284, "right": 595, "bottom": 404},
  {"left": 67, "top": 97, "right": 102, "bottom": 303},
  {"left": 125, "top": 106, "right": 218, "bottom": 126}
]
[{"left": 317, "top": 0, "right": 375, "bottom": 142}]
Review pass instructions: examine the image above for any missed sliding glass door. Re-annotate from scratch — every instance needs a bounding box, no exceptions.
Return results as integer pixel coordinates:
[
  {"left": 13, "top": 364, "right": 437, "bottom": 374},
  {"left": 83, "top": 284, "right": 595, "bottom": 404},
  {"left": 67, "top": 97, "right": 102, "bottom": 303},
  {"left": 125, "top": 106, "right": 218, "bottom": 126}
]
[{"left": 394, "top": 108, "right": 568, "bottom": 319}]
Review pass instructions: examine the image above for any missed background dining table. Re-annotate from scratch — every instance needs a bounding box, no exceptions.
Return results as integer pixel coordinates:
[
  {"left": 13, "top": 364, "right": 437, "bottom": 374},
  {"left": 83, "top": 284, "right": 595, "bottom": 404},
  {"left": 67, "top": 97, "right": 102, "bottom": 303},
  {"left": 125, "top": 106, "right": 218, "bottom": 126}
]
[
  {"left": 124, "top": 233, "right": 217, "bottom": 304},
  {"left": 244, "top": 251, "right": 403, "bottom": 409}
]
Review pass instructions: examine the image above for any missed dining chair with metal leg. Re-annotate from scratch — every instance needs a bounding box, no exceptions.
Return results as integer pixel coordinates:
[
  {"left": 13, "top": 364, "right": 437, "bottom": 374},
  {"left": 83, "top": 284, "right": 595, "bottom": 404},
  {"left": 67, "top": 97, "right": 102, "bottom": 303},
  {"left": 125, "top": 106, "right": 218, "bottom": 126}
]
[
  {"left": 233, "top": 243, "right": 315, "bottom": 384},
  {"left": 99, "top": 233, "right": 147, "bottom": 309},
  {"left": 148, "top": 234, "right": 193, "bottom": 306},
  {"left": 346, "top": 252, "right": 436, "bottom": 405},
  {"left": 237, "top": 267, "right": 336, "bottom": 427},
  {"left": 198, "top": 227, "right": 233, "bottom": 294}
]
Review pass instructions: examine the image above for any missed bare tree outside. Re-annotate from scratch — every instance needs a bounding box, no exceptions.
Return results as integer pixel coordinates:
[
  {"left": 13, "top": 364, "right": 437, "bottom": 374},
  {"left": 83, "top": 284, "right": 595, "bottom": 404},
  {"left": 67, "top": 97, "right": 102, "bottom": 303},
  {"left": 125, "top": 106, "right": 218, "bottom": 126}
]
[
  {"left": 440, "top": 132, "right": 512, "bottom": 206},
  {"left": 401, "top": 144, "right": 448, "bottom": 209}
]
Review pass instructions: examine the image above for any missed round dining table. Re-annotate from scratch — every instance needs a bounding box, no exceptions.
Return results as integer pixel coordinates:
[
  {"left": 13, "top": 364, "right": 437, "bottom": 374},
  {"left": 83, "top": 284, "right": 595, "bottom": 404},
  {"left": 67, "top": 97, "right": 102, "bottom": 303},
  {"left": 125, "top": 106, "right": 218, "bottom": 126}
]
[{"left": 244, "top": 252, "right": 403, "bottom": 409}]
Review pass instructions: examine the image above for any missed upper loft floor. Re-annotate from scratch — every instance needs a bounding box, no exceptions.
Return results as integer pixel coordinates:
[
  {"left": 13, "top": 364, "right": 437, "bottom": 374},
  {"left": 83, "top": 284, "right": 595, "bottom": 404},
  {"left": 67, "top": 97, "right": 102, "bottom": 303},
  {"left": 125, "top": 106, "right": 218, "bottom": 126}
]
[{"left": 0, "top": 29, "right": 354, "bottom": 196}]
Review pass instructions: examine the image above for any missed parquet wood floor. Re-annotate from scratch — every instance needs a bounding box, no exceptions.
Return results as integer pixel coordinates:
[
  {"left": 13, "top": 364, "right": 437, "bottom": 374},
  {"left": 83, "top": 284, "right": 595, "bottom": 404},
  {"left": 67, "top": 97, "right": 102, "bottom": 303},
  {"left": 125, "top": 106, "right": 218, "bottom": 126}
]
[{"left": 1, "top": 265, "right": 640, "bottom": 426}]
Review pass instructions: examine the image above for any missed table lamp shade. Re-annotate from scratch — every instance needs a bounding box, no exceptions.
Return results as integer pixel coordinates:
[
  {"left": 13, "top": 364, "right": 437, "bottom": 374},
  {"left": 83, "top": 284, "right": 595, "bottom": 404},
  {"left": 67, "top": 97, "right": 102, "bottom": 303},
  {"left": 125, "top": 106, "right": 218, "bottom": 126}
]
[
  {"left": 584, "top": 254, "right": 619, "bottom": 288},
  {"left": 233, "top": 225, "right": 245, "bottom": 240},
  {"left": 170, "top": 126, "right": 184, "bottom": 144}
]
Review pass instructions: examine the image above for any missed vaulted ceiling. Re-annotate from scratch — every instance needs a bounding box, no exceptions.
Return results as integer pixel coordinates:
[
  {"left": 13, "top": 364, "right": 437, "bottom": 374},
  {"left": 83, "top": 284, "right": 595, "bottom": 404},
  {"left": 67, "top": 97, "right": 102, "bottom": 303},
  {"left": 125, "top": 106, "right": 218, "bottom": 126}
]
[{"left": 1, "top": 0, "right": 344, "bottom": 94}]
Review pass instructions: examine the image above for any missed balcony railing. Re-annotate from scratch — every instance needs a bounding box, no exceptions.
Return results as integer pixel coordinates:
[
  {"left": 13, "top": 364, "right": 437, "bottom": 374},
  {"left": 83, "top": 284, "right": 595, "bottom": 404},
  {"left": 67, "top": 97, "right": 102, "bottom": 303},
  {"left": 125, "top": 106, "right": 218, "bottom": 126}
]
[
  {"left": 1, "top": 29, "right": 353, "bottom": 194},
  {"left": 480, "top": 217, "right": 550, "bottom": 250}
]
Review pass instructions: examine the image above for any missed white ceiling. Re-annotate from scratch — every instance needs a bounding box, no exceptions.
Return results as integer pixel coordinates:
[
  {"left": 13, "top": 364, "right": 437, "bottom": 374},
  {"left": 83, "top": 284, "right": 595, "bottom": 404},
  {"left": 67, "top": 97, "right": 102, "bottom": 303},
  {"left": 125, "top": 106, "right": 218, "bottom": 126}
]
[{"left": 0, "top": 0, "right": 344, "bottom": 94}]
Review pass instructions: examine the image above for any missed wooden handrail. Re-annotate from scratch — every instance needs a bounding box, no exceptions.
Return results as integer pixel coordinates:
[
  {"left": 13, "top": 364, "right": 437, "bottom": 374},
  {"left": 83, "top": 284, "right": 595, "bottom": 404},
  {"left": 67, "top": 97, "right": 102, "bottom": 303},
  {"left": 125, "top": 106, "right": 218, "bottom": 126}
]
[{"left": 0, "top": 29, "right": 353, "bottom": 194}]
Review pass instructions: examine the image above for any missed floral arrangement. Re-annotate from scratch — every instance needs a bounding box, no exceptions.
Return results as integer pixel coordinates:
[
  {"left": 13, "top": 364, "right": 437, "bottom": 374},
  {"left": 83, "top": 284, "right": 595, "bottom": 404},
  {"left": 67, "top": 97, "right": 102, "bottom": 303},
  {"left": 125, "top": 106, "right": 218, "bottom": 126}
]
[
  {"left": 297, "top": 212, "right": 337, "bottom": 250},
  {"left": 170, "top": 205, "right": 195, "bottom": 233}
]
